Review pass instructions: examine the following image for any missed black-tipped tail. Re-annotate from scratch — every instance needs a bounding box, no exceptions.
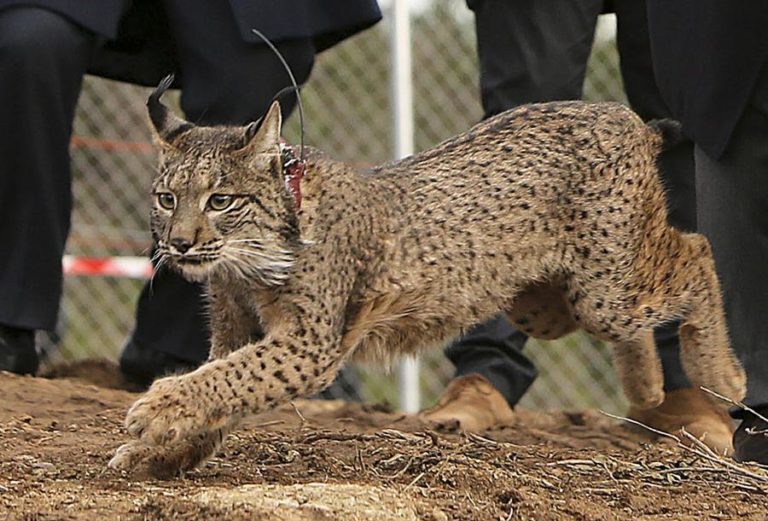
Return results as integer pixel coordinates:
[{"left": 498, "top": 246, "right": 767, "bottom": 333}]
[{"left": 647, "top": 119, "right": 684, "bottom": 150}]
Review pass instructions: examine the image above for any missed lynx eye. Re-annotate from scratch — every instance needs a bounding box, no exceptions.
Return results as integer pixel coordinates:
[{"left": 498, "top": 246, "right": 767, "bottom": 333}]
[
  {"left": 207, "top": 194, "right": 234, "bottom": 211},
  {"left": 156, "top": 192, "right": 176, "bottom": 210}
]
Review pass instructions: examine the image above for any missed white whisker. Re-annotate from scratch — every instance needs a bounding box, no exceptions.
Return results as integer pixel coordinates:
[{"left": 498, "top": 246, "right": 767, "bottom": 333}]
[
  {"left": 227, "top": 247, "right": 292, "bottom": 262},
  {"left": 222, "top": 249, "right": 291, "bottom": 286},
  {"left": 149, "top": 253, "right": 168, "bottom": 293}
]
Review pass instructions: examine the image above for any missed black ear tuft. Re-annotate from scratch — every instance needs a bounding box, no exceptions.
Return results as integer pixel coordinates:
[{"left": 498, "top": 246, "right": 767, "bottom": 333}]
[
  {"left": 147, "top": 74, "right": 175, "bottom": 130},
  {"left": 146, "top": 74, "right": 195, "bottom": 145}
]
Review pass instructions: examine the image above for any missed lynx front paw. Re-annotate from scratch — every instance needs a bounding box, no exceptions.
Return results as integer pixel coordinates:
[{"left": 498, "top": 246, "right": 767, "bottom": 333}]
[
  {"left": 109, "top": 428, "right": 226, "bottom": 479},
  {"left": 125, "top": 374, "right": 230, "bottom": 445},
  {"left": 109, "top": 440, "right": 171, "bottom": 478}
]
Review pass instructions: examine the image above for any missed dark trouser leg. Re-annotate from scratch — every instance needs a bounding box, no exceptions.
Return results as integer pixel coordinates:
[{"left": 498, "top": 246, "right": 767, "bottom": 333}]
[
  {"left": 126, "top": 0, "right": 314, "bottom": 367},
  {"left": 615, "top": 0, "right": 693, "bottom": 392},
  {"left": 449, "top": 0, "right": 602, "bottom": 406},
  {"left": 444, "top": 319, "right": 537, "bottom": 407},
  {"left": 472, "top": 0, "right": 602, "bottom": 118},
  {"left": 162, "top": 0, "right": 314, "bottom": 126},
  {"left": 695, "top": 69, "right": 768, "bottom": 411},
  {"left": 0, "top": 8, "right": 97, "bottom": 330}
]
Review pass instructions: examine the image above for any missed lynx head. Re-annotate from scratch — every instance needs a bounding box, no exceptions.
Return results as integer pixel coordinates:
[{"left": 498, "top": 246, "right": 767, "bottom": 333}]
[{"left": 147, "top": 76, "right": 300, "bottom": 285}]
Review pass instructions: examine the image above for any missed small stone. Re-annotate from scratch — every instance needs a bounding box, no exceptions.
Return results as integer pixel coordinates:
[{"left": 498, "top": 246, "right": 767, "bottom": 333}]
[{"left": 428, "top": 508, "right": 449, "bottom": 521}]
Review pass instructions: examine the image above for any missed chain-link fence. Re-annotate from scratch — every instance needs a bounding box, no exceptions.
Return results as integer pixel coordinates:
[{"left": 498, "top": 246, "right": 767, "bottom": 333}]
[{"left": 56, "top": 4, "right": 630, "bottom": 413}]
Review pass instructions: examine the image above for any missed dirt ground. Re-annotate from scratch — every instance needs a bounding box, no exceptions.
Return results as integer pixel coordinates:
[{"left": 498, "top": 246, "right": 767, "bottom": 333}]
[{"left": 1, "top": 362, "right": 766, "bottom": 520}]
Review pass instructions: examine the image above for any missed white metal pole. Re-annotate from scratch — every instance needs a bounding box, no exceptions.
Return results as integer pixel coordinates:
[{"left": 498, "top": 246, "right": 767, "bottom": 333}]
[{"left": 390, "top": 0, "right": 420, "bottom": 413}]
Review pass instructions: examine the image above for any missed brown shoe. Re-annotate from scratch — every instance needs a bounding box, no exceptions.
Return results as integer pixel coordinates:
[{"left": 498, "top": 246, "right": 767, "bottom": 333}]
[
  {"left": 628, "top": 388, "right": 734, "bottom": 455},
  {"left": 420, "top": 374, "right": 515, "bottom": 432}
]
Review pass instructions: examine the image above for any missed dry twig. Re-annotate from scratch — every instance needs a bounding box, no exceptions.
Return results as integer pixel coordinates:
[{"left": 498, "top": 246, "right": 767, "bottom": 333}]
[
  {"left": 699, "top": 387, "right": 768, "bottom": 424},
  {"left": 599, "top": 410, "right": 768, "bottom": 489},
  {"left": 290, "top": 401, "right": 308, "bottom": 425}
]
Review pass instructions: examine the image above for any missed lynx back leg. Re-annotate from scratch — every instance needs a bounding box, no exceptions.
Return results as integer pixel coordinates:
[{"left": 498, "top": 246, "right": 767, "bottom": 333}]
[
  {"left": 612, "top": 330, "right": 664, "bottom": 409},
  {"left": 675, "top": 234, "right": 746, "bottom": 401},
  {"left": 678, "top": 319, "right": 747, "bottom": 402},
  {"left": 566, "top": 282, "right": 664, "bottom": 409}
]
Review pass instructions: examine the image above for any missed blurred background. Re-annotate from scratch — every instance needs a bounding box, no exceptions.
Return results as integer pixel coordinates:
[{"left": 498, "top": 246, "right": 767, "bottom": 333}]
[{"left": 56, "top": 2, "right": 630, "bottom": 413}]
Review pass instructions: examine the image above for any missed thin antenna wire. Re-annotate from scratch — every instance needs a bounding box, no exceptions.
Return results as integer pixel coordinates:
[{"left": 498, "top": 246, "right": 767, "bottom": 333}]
[
  {"left": 251, "top": 28, "right": 305, "bottom": 160},
  {"left": 271, "top": 85, "right": 300, "bottom": 105}
]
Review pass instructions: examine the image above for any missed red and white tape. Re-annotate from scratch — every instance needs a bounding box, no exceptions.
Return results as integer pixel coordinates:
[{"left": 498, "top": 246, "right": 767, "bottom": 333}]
[{"left": 62, "top": 255, "right": 153, "bottom": 279}]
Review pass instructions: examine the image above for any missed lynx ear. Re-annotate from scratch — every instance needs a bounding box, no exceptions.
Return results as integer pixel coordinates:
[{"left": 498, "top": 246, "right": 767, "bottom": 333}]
[
  {"left": 240, "top": 101, "right": 282, "bottom": 152},
  {"left": 147, "top": 74, "right": 194, "bottom": 147}
]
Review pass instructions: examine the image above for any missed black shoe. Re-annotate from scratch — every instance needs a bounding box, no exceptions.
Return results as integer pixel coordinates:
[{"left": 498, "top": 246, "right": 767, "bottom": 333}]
[
  {"left": 733, "top": 406, "right": 768, "bottom": 465},
  {"left": 119, "top": 340, "right": 198, "bottom": 388},
  {"left": 0, "top": 324, "right": 39, "bottom": 375}
]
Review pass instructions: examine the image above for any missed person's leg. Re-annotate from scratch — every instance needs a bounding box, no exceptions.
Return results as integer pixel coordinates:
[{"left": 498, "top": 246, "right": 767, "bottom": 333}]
[
  {"left": 444, "top": 318, "right": 537, "bottom": 406},
  {"left": 472, "top": 0, "right": 602, "bottom": 118},
  {"left": 699, "top": 68, "right": 768, "bottom": 412},
  {"left": 695, "top": 66, "right": 768, "bottom": 463},
  {"left": 464, "top": 0, "right": 602, "bottom": 391},
  {"left": 423, "top": 318, "right": 531, "bottom": 431},
  {"left": 121, "top": 0, "right": 315, "bottom": 385},
  {"left": 0, "top": 7, "right": 98, "bottom": 374},
  {"left": 615, "top": 0, "right": 694, "bottom": 392},
  {"left": 423, "top": 0, "right": 602, "bottom": 429},
  {"left": 614, "top": 0, "right": 735, "bottom": 454},
  {"left": 162, "top": 0, "right": 314, "bottom": 126}
]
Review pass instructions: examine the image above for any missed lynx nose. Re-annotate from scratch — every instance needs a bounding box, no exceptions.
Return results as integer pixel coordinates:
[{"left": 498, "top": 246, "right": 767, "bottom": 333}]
[{"left": 170, "top": 237, "right": 193, "bottom": 254}]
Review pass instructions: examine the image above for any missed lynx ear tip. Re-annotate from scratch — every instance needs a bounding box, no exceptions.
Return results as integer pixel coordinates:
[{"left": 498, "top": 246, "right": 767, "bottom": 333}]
[{"left": 266, "top": 99, "right": 283, "bottom": 121}]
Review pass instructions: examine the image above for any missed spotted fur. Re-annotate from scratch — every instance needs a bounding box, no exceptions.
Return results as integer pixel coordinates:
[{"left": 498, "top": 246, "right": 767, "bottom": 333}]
[{"left": 109, "top": 95, "right": 746, "bottom": 476}]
